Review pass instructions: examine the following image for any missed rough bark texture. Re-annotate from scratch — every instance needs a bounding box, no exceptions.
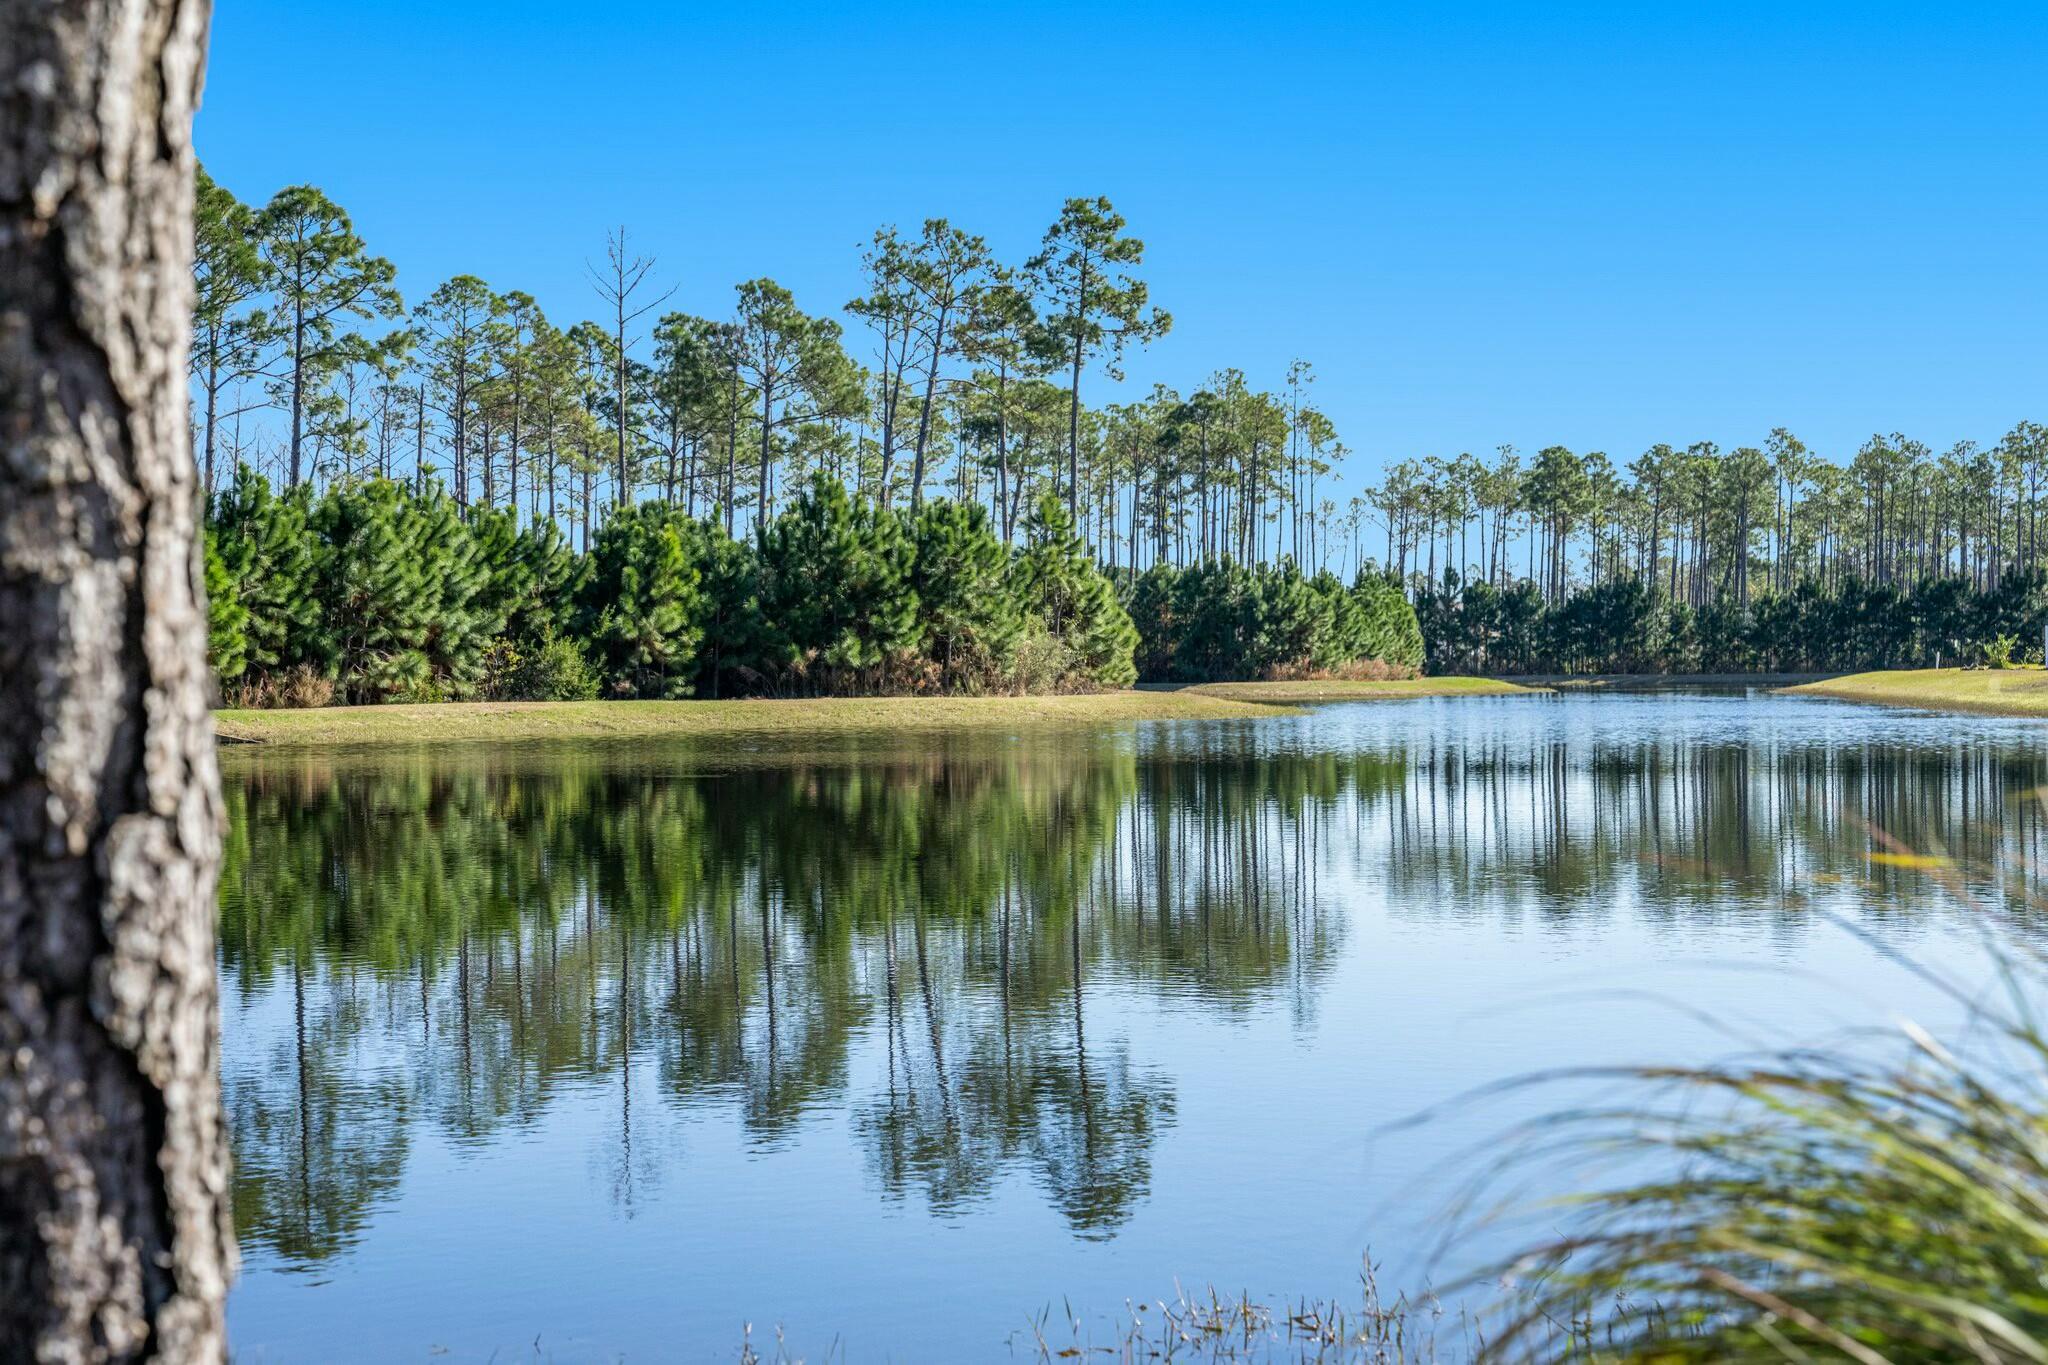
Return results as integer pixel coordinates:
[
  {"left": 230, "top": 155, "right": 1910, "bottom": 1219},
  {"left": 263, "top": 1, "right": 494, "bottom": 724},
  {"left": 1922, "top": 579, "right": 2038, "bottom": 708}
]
[{"left": 0, "top": 1, "right": 232, "bottom": 1361}]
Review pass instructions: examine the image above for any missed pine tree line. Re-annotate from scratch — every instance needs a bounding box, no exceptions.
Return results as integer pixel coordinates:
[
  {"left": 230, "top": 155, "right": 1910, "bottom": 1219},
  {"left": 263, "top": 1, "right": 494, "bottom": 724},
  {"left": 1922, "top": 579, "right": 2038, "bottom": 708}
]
[
  {"left": 197, "top": 167, "right": 2048, "bottom": 683},
  {"left": 204, "top": 466, "right": 1160, "bottom": 703},
  {"left": 193, "top": 174, "right": 1360, "bottom": 578},
  {"left": 1128, "top": 562, "right": 1423, "bottom": 684},
  {"left": 1369, "top": 436, "right": 2048, "bottom": 673},
  {"left": 1418, "top": 570, "right": 2048, "bottom": 676}
]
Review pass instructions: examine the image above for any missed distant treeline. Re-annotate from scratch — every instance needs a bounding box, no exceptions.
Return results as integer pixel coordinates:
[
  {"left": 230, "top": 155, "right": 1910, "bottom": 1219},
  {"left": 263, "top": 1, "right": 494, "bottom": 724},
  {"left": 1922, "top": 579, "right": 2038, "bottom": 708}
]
[
  {"left": 206, "top": 469, "right": 1421, "bottom": 707},
  {"left": 1417, "top": 571, "right": 2048, "bottom": 676},
  {"left": 1379, "top": 434, "right": 2048, "bottom": 674}
]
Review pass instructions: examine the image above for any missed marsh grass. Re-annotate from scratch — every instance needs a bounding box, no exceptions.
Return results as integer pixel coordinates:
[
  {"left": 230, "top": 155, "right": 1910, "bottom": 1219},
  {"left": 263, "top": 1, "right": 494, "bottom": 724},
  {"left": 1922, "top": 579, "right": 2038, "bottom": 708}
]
[
  {"left": 1026, "top": 820, "right": 2048, "bottom": 1364},
  {"left": 1460, "top": 820, "right": 2048, "bottom": 1362},
  {"left": 1023, "top": 1261, "right": 1462, "bottom": 1363}
]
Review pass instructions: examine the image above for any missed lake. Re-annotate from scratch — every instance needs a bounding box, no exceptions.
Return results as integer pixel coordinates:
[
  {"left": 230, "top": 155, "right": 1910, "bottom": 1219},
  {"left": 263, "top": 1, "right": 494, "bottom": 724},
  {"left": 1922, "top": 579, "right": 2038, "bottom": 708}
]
[{"left": 218, "top": 690, "right": 2048, "bottom": 1361}]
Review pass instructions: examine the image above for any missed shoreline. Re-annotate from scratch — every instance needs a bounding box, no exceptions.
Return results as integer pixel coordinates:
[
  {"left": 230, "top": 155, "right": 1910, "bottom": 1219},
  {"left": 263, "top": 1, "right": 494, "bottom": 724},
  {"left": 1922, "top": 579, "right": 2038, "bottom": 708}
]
[
  {"left": 1158, "top": 677, "right": 1538, "bottom": 704},
  {"left": 1781, "top": 667, "right": 2048, "bottom": 717},
  {"left": 214, "top": 678, "right": 1535, "bottom": 749},
  {"left": 1514, "top": 671, "right": 1835, "bottom": 690}
]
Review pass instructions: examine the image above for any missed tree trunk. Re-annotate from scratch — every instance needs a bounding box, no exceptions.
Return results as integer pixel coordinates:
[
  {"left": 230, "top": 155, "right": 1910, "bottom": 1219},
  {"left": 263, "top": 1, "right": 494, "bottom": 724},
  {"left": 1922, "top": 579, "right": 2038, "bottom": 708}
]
[
  {"left": 0, "top": 1, "right": 234, "bottom": 1361},
  {"left": 907, "top": 301, "right": 949, "bottom": 509},
  {"left": 757, "top": 380, "right": 774, "bottom": 521},
  {"left": 724, "top": 367, "right": 739, "bottom": 535},
  {"left": 200, "top": 355, "right": 218, "bottom": 497},
  {"left": 288, "top": 302, "right": 305, "bottom": 487},
  {"left": 613, "top": 306, "right": 628, "bottom": 510},
  {"left": 1066, "top": 330, "right": 1083, "bottom": 518}
]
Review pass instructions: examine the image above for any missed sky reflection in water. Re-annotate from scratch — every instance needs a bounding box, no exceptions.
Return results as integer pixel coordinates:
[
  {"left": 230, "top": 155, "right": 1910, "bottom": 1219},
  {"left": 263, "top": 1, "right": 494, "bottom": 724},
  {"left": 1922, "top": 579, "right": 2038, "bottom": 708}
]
[{"left": 218, "top": 691, "right": 2048, "bottom": 1361}]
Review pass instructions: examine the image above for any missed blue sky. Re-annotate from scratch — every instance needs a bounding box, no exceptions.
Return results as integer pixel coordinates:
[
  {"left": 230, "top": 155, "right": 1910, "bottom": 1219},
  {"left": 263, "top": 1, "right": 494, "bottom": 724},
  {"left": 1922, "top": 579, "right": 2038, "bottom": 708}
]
[{"left": 197, "top": 2, "right": 2048, "bottom": 495}]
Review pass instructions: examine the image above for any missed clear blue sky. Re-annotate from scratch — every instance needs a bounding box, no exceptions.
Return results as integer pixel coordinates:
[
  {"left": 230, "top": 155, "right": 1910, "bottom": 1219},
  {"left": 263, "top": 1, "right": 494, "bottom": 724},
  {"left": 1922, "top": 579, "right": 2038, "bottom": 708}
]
[{"left": 197, "top": 1, "right": 2048, "bottom": 495}]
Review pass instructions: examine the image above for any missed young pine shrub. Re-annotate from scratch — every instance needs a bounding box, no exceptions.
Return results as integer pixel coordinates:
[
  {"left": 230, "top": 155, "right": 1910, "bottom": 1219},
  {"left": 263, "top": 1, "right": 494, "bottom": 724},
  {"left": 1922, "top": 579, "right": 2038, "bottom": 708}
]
[
  {"left": 1013, "top": 492, "right": 1138, "bottom": 690},
  {"left": 208, "top": 463, "right": 323, "bottom": 681},
  {"left": 578, "top": 504, "right": 704, "bottom": 699},
  {"left": 910, "top": 498, "right": 1022, "bottom": 693},
  {"left": 310, "top": 479, "right": 512, "bottom": 703},
  {"left": 203, "top": 525, "right": 250, "bottom": 696},
  {"left": 756, "top": 475, "right": 922, "bottom": 695},
  {"left": 1126, "top": 562, "right": 1182, "bottom": 682}
]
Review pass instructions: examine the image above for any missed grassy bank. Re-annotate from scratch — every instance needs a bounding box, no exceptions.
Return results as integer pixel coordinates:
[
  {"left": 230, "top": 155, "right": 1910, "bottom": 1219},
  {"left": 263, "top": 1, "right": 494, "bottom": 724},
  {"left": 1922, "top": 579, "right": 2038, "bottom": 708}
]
[
  {"left": 1784, "top": 666, "right": 2048, "bottom": 716},
  {"left": 1173, "top": 676, "right": 1537, "bottom": 704},
  {"left": 215, "top": 692, "right": 1281, "bottom": 747},
  {"left": 1524, "top": 671, "right": 1832, "bottom": 690},
  {"left": 214, "top": 678, "right": 1530, "bottom": 748}
]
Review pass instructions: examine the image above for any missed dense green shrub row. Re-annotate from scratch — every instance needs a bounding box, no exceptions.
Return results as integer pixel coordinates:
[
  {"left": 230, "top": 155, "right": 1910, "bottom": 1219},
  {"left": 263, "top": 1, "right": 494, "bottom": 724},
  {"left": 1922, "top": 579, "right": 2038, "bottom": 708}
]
[
  {"left": 205, "top": 468, "right": 1139, "bottom": 704},
  {"left": 1125, "top": 561, "right": 1424, "bottom": 683},
  {"left": 1417, "top": 570, "right": 2048, "bottom": 675}
]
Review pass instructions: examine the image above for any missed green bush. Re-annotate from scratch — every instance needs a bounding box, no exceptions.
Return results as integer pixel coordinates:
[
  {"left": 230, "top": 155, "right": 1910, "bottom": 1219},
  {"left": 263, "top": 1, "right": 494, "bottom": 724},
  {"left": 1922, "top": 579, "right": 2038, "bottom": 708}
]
[
  {"left": 203, "top": 526, "right": 250, "bottom": 685},
  {"left": 206, "top": 474, "right": 1146, "bottom": 707},
  {"left": 480, "top": 629, "right": 600, "bottom": 701},
  {"left": 1014, "top": 493, "right": 1138, "bottom": 689},
  {"left": 1124, "top": 560, "right": 1421, "bottom": 682},
  {"left": 756, "top": 475, "right": 922, "bottom": 693},
  {"left": 578, "top": 503, "right": 704, "bottom": 698}
]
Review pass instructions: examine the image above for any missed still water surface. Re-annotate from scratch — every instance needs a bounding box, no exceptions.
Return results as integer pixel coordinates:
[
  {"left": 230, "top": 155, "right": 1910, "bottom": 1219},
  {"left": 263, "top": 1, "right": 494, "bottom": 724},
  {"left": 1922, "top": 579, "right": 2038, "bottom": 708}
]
[{"left": 219, "top": 691, "right": 2048, "bottom": 1360}]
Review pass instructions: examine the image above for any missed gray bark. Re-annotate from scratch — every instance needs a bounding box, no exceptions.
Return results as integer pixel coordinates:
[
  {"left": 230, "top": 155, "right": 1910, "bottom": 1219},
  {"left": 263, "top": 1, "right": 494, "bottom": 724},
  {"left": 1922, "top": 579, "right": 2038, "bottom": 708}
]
[{"left": 0, "top": 0, "right": 233, "bottom": 1361}]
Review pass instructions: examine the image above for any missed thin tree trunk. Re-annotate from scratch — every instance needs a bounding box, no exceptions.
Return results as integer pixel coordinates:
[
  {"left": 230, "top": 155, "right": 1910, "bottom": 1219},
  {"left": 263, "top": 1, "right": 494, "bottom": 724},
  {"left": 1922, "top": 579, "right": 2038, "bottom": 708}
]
[
  {"left": 908, "top": 301, "right": 949, "bottom": 509},
  {"left": 0, "top": 1, "right": 234, "bottom": 1358},
  {"left": 201, "top": 354, "right": 219, "bottom": 496},
  {"left": 288, "top": 302, "right": 305, "bottom": 487}
]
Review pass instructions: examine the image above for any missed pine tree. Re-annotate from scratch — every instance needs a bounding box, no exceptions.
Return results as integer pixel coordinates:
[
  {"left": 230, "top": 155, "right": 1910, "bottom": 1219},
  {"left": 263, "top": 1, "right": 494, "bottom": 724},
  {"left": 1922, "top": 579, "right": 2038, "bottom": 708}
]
[
  {"left": 1014, "top": 490, "right": 1138, "bottom": 687},
  {"left": 312, "top": 479, "right": 433, "bottom": 700},
  {"left": 757, "top": 475, "right": 920, "bottom": 691},
  {"left": 910, "top": 499, "right": 1020, "bottom": 689},
  {"left": 1352, "top": 568, "right": 1424, "bottom": 669},
  {"left": 209, "top": 464, "right": 322, "bottom": 679},
  {"left": 1246, "top": 564, "right": 1331, "bottom": 675},
  {"left": 509, "top": 516, "right": 583, "bottom": 648},
  {"left": 255, "top": 185, "right": 402, "bottom": 487},
  {"left": 464, "top": 504, "right": 535, "bottom": 651},
  {"left": 580, "top": 504, "right": 705, "bottom": 697},
  {"left": 1027, "top": 197, "right": 1171, "bottom": 514},
  {"left": 203, "top": 526, "right": 250, "bottom": 684},
  {"left": 682, "top": 517, "right": 766, "bottom": 699},
  {"left": 191, "top": 167, "right": 272, "bottom": 495},
  {"left": 1126, "top": 562, "right": 1181, "bottom": 681},
  {"left": 410, "top": 488, "right": 502, "bottom": 695}
]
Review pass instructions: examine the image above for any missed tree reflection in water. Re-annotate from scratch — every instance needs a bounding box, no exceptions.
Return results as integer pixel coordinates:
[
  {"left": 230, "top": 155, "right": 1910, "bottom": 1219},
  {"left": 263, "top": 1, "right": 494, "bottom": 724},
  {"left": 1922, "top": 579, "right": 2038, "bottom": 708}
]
[
  {"left": 218, "top": 715, "right": 2048, "bottom": 1271},
  {"left": 220, "top": 732, "right": 1359, "bottom": 1265}
]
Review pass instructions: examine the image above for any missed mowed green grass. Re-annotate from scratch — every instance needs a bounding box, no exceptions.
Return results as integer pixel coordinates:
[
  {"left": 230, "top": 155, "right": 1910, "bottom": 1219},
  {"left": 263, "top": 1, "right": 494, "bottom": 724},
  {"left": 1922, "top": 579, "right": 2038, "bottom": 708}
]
[
  {"left": 1786, "top": 666, "right": 2048, "bottom": 716},
  {"left": 213, "top": 691, "right": 1276, "bottom": 748},
  {"left": 214, "top": 677, "right": 1530, "bottom": 748},
  {"left": 1174, "top": 676, "right": 1538, "bottom": 704}
]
